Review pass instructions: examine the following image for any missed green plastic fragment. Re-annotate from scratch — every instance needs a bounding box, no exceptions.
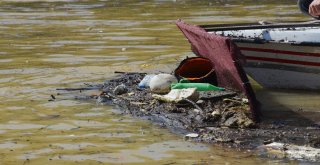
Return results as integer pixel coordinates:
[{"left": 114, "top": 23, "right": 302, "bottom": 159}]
[{"left": 171, "top": 81, "right": 225, "bottom": 91}]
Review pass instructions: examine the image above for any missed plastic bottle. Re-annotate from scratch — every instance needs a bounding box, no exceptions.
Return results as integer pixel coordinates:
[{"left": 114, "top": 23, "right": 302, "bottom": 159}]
[
  {"left": 138, "top": 74, "right": 156, "bottom": 88},
  {"left": 171, "top": 82, "right": 225, "bottom": 91},
  {"left": 149, "top": 74, "right": 178, "bottom": 93}
]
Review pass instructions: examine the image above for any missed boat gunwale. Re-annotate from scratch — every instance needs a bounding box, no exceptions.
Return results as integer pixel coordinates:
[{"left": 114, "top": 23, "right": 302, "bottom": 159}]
[
  {"left": 203, "top": 21, "right": 320, "bottom": 46},
  {"left": 201, "top": 20, "right": 320, "bottom": 31}
]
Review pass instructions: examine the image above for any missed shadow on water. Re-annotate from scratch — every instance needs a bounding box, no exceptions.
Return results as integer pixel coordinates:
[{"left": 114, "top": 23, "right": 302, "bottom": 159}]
[{"left": 255, "top": 87, "right": 319, "bottom": 127}]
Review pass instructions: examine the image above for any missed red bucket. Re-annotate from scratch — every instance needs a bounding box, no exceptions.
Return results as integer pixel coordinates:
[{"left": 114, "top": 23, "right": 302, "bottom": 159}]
[{"left": 174, "top": 57, "right": 217, "bottom": 85}]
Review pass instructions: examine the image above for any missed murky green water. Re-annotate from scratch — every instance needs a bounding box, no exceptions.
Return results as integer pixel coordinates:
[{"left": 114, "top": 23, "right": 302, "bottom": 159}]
[{"left": 0, "top": 0, "right": 318, "bottom": 164}]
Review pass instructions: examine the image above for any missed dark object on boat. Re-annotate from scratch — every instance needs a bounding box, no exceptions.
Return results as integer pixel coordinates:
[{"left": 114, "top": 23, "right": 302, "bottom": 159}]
[
  {"left": 174, "top": 57, "right": 217, "bottom": 85},
  {"left": 298, "top": 0, "right": 320, "bottom": 20},
  {"left": 176, "top": 20, "right": 260, "bottom": 121}
]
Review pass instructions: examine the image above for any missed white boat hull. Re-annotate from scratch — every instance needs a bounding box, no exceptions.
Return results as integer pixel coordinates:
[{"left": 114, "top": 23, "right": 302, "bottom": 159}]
[
  {"left": 208, "top": 26, "right": 320, "bottom": 90},
  {"left": 237, "top": 42, "right": 320, "bottom": 90}
]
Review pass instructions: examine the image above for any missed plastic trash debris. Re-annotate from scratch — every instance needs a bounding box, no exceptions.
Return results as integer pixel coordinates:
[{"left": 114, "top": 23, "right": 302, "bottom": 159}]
[
  {"left": 152, "top": 88, "right": 199, "bottom": 103},
  {"left": 211, "top": 111, "right": 221, "bottom": 119},
  {"left": 184, "top": 133, "right": 200, "bottom": 141},
  {"left": 185, "top": 133, "right": 199, "bottom": 138},
  {"left": 150, "top": 74, "right": 178, "bottom": 93},
  {"left": 113, "top": 84, "right": 128, "bottom": 95},
  {"left": 171, "top": 82, "right": 225, "bottom": 91},
  {"left": 138, "top": 74, "right": 156, "bottom": 88}
]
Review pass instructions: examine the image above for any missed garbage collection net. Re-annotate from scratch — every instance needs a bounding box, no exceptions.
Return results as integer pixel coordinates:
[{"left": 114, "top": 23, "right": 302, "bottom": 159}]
[{"left": 176, "top": 20, "right": 260, "bottom": 120}]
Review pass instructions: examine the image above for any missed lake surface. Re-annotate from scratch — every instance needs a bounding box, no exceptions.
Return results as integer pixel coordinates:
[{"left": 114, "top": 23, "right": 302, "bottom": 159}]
[{"left": 0, "top": 0, "right": 318, "bottom": 164}]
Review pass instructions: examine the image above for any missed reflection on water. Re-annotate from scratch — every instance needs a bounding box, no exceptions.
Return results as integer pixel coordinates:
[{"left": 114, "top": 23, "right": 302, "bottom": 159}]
[
  {"left": 0, "top": 141, "right": 26, "bottom": 149},
  {"left": 0, "top": 0, "right": 316, "bottom": 164},
  {"left": 0, "top": 122, "right": 45, "bottom": 130}
]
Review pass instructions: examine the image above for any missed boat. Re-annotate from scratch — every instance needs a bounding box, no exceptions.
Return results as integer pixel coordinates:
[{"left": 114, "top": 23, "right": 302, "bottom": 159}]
[{"left": 180, "top": 20, "right": 320, "bottom": 90}]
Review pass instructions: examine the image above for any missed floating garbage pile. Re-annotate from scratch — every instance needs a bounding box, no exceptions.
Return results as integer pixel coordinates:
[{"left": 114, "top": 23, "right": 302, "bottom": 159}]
[
  {"left": 94, "top": 57, "right": 257, "bottom": 148},
  {"left": 99, "top": 72, "right": 254, "bottom": 130}
]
